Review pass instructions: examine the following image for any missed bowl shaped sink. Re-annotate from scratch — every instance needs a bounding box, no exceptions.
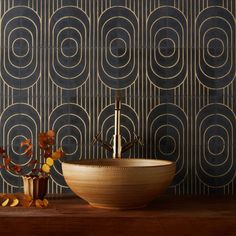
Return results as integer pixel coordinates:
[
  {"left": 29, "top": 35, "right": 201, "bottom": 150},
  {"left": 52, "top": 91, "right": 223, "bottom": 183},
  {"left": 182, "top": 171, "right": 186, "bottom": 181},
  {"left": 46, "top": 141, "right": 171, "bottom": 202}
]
[{"left": 62, "top": 158, "right": 175, "bottom": 210}]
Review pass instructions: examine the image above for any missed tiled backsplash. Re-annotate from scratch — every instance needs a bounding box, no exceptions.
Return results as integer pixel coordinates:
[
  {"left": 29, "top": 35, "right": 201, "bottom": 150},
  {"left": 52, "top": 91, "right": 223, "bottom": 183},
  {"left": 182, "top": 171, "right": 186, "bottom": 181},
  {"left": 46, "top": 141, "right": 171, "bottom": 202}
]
[{"left": 0, "top": 0, "right": 235, "bottom": 194}]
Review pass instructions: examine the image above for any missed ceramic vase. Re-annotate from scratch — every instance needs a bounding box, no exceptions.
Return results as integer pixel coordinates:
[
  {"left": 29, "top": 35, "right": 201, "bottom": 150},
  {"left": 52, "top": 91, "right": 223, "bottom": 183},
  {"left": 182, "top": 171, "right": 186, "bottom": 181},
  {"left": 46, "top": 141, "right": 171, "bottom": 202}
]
[{"left": 22, "top": 175, "right": 48, "bottom": 200}]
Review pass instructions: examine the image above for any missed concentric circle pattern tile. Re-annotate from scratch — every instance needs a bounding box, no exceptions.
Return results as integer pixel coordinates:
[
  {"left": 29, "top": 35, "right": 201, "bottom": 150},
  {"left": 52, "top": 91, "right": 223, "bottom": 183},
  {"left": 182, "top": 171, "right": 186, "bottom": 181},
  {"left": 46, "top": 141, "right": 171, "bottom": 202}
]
[{"left": 0, "top": 0, "right": 235, "bottom": 195}]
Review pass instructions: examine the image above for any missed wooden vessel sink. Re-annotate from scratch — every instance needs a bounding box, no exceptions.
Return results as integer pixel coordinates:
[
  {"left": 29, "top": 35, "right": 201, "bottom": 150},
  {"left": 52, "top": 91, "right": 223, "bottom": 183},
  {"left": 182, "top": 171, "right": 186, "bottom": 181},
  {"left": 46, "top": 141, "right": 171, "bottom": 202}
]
[{"left": 62, "top": 158, "right": 175, "bottom": 210}]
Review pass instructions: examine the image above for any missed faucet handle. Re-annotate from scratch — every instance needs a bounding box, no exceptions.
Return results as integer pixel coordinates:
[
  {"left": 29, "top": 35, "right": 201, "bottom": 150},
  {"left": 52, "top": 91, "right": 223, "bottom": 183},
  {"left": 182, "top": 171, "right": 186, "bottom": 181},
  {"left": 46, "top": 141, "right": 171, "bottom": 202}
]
[
  {"left": 91, "top": 131, "right": 102, "bottom": 145},
  {"left": 91, "top": 131, "right": 113, "bottom": 152},
  {"left": 133, "top": 132, "right": 144, "bottom": 146}
]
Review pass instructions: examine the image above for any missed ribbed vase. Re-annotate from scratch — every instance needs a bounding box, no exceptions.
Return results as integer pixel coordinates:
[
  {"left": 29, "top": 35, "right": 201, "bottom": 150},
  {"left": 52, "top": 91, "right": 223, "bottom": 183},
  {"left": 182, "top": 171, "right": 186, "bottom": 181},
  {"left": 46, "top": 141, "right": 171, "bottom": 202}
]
[{"left": 22, "top": 176, "right": 48, "bottom": 200}]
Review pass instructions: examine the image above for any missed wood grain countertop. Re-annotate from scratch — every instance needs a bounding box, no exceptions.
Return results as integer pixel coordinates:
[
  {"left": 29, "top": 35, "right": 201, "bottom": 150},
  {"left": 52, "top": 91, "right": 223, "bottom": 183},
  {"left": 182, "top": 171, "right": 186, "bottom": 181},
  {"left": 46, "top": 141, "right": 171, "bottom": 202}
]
[{"left": 0, "top": 194, "right": 235, "bottom": 236}]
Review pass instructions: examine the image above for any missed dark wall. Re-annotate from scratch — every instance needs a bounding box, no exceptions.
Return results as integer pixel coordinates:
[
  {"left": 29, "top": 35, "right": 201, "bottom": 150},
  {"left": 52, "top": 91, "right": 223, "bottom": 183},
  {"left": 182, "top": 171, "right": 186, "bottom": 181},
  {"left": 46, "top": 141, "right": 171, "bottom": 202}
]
[{"left": 0, "top": 0, "right": 235, "bottom": 194}]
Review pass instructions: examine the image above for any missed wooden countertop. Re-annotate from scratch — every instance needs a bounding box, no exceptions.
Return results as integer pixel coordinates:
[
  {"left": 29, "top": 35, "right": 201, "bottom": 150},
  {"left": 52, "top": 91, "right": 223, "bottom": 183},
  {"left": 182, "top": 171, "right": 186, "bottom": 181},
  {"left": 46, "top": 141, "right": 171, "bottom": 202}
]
[{"left": 0, "top": 194, "right": 235, "bottom": 236}]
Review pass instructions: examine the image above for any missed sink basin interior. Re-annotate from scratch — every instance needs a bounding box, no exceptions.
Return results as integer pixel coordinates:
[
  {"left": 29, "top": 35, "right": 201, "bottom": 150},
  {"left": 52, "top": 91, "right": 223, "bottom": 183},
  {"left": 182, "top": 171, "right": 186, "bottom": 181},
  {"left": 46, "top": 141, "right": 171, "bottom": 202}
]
[{"left": 64, "top": 158, "right": 174, "bottom": 168}]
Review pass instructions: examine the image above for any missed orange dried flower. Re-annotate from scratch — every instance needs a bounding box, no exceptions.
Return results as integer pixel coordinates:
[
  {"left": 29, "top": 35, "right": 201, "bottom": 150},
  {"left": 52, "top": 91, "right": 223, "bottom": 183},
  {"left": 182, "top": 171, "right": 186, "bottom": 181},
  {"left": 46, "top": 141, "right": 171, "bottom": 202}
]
[
  {"left": 4, "top": 155, "right": 11, "bottom": 165},
  {"left": 20, "top": 139, "right": 31, "bottom": 147},
  {"left": 11, "top": 165, "right": 21, "bottom": 174},
  {"left": 0, "top": 147, "right": 5, "bottom": 155},
  {"left": 39, "top": 133, "right": 48, "bottom": 149},
  {"left": 52, "top": 148, "right": 65, "bottom": 160},
  {"left": 20, "top": 139, "right": 33, "bottom": 157}
]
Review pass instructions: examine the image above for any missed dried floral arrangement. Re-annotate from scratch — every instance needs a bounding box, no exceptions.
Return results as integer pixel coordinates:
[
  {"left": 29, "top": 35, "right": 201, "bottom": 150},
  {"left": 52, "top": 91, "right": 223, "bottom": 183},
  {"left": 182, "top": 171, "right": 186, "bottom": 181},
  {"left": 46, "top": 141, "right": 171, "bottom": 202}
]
[
  {"left": 0, "top": 130, "right": 65, "bottom": 176},
  {"left": 0, "top": 130, "right": 65, "bottom": 208}
]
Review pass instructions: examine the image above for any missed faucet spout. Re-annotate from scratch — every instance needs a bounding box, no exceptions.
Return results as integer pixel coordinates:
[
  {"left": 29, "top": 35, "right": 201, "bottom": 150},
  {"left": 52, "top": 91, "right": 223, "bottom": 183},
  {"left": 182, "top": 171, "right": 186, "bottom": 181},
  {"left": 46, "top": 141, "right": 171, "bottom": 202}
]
[
  {"left": 112, "top": 91, "right": 122, "bottom": 159},
  {"left": 92, "top": 90, "right": 143, "bottom": 159}
]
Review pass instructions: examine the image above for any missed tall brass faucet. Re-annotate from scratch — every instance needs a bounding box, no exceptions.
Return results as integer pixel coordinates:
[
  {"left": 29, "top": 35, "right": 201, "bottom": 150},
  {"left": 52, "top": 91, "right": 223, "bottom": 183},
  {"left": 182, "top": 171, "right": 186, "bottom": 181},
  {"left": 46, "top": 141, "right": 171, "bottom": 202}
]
[
  {"left": 112, "top": 91, "right": 122, "bottom": 158},
  {"left": 92, "top": 91, "right": 143, "bottom": 159}
]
